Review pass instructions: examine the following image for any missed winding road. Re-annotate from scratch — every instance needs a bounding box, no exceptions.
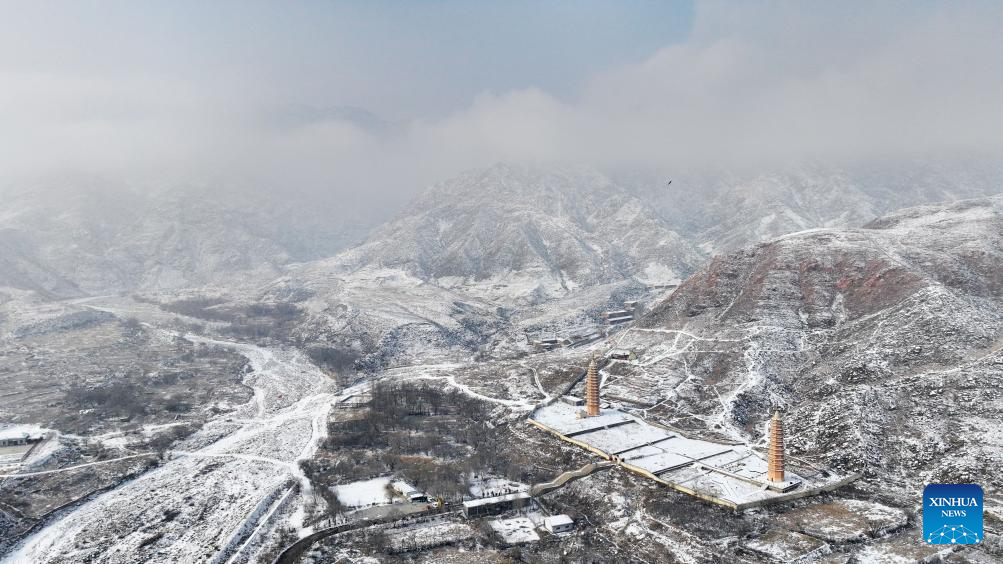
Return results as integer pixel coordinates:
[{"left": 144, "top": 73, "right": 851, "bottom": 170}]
[{"left": 3, "top": 336, "right": 351, "bottom": 564}]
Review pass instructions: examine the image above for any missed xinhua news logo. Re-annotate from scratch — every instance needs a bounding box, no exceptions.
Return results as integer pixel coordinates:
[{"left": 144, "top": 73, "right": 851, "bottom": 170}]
[{"left": 923, "top": 484, "right": 983, "bottom": 545}]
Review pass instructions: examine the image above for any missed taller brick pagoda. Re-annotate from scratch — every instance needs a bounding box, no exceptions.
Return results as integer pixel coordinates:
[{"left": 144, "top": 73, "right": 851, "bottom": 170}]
[
  {"left": 584, "top": 357, "right": 600, "bottom": 417},
  {"left": 767, "top": 409, "right": 785, "bottom": 482}
]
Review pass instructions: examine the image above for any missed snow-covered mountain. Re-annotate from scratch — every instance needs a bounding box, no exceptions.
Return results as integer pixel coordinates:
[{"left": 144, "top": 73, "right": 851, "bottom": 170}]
[
  {"left": 6, "top": 160, "right": 1002, "bottom": 304},
  {"left": 254, "top": 161, "right": 1003, "bottom": 371},
  {"left": 624, "top": 159, "right": 1003, "bottom": 255},
  {"left": 611, "top": 195, "right": 1003, "bottom": 496},
  {"left": 259, "top": 164, "right": 702, "bottom": 370},
  {"left": 0, "top": 183, "right": 370, "bottom": 297},
  {"left": 333, "top": 163, "right": 702, "bottom": 303},
  {"left": 7, "top": 174, "right": 1003, "bottom": 562}
]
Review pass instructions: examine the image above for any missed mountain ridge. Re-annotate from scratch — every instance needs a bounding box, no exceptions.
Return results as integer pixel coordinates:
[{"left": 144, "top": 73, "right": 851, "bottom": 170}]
[
  {"left": 606, "top": 194, "right": 1003, "bottom": 495},
  {"left": 333, "top": 163, "right": 702, "bottom": 304}
]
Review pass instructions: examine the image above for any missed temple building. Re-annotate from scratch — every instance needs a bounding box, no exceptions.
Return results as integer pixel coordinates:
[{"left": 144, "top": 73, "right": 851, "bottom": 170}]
[
  {"left": 767, "top": 410, "right": 785, "bottom": 482},
  {"left": 529, "top": 361, "right": 856, "bottom": 510},
  {"left": 584, "top": 357, "right": 600, "bottom": 417}
]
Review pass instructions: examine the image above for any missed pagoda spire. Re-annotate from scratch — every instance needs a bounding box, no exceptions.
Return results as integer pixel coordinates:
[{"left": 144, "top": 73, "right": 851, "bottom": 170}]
[
  {"left": 585, "top": 357, "right": 600, "bottom": 417},
  {"left": 767, "top": 409, "right": 785, "bottom": 482}
]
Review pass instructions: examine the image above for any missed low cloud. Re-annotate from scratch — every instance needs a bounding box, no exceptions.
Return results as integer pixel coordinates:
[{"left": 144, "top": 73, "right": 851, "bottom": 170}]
[{"left": 2, "top": 1, "right": 1002, "bottom": 205}]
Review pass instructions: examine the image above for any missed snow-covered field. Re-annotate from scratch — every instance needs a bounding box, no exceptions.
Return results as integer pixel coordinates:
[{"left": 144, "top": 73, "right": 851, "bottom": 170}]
[
  {"left": 332, "top": 477, "right": 392, "bottom": 508},
  {"left": 2, "top": 337, "right": 345, "bottom": 564}
]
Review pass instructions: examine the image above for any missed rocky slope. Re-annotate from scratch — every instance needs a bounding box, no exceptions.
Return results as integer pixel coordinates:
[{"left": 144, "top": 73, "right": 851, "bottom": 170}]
[
  {"left": 6, "top": 159, "right": 1002, "bottom": 304},
  {"left": 625, "top": 159, "right": 1003, "bottom": 255},
  {"left": 259, "top": 161, "right": 1003, "bottom": 372},
  {"left": 261, "top": 164, "right": 700, "bottom": 370},
  {"left": 334, "top": 163, "right": 702, "bottom": 303},
  {"left": 609, "top": 196, "right": 1003, "bottom": 500}
]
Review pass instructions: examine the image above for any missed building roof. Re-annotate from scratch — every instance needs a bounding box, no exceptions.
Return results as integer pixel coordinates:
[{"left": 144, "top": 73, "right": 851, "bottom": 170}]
[
  {"left": 606, "top": 314, "right": 634, "bottom": 323},
  {"left": 527, "top": 402, "right": 832, "bottom": 508},
  {"left": 545, "top": 515, "right": 573, "bottom": 527},
  {"left": 0, "top": 425, "right": 45, "bottom": 442},
  {"left": 392, "top": 480, "right": 419, "bottom": 494},
  {"left": 462, "top": 491, "right": 531, "bottom": 509}
]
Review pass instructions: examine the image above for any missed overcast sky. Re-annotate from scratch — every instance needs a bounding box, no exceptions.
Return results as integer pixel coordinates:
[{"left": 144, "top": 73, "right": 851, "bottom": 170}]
[{"left": 2, "top": 1, "right": 1002, "bottom": 204}]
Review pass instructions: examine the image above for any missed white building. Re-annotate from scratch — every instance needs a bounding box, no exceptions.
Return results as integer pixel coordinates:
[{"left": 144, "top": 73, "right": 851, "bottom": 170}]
[
  {"left": 391, "top": 480, "right": 429, "bottom": 503},
  {"left": 544, "top": 514, "right": 574, "bottom": 534},
  {"left": 462, "top": 491, "right": 531, "bottom": 518},
  {"left": 607, "top": 349, "right": 636, "bottom": 361},
  {"left": 0, "top": 425, "right": 46, "bottom": 448}
]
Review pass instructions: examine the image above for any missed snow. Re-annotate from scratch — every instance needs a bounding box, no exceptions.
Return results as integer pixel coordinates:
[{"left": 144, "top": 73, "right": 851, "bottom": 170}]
[
  {"left": 332, "top": 477, "right": 392, "bottom": 508},
  {"left": 400, "top": 370, "right": 533, "bottom": 408},
  {"left": 463, "top": 492, "right": 530, "bottom": 509},
  {"left": 635, "top": 262, "right": 680, "bottom": 286},
  {"left": 573, "top": 422, "right": 671, "bottom": 455},
  {"left": 546, "top": 514, "right": 573, "bottom": 526},
  {"left": 3, "top": 336, "right": 343, "bottom": 564},
  {"left": 20, "top": 434, "right": 60, "bottom": 466},
  {"left": 527, "top": 403, "right": 857, "bottom": 508},
  {"left": 6, "top": 171, "right": 1002, "bottom": 562},
  {"left": 0, "top": 447, "right": 30, "bottom": 468},
  {"left": 530, "top": 403, "right": 633, "bottom": 435},
  {"left": 0, "top": 423, "right": 46, "bottom": 442},
  {"left": 390, "top": 480, "right": 423, "bottom": 499},
  {"left": 384, "top": 521, "right": 474, "bottom": 552},
  {"left": 779, "top": 499, "right": 908, "bottom": 543},
  {"left": 543, "top": 514, "right": 573, "bottom": 533},
  {"left": 0, "top": 452, "right": 155, "bottom": 478},
  {"left": 467, "top": 475, "right": 528, "bottom": 497},
  {"left": 743, "top": 529, "right": 828, "bottom": 562},
  {"left": 489, "top": 517, "right": 540, "bottom": 544},
  {"left": 0, "top": 426, "right": 54, "bottom": 470}
]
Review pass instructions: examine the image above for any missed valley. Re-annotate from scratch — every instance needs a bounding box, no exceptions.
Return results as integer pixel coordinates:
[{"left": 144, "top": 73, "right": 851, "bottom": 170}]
[
  {"left": 2, "top": 165, "right": 1003, "bottom": 562},
  {"left": 6, "top": 2, "right": 1003, "bottom": 561}
]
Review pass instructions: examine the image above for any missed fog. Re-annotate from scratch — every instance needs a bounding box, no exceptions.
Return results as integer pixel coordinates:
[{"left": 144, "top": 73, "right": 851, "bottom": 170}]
[{"left": 2, "top": 1, "right": 1002, "bottom": 208}]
